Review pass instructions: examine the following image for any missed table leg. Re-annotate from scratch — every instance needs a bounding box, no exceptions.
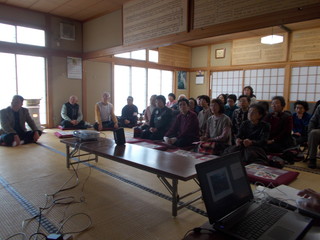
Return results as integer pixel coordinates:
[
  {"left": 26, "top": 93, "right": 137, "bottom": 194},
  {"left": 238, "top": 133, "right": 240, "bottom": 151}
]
[
  {"left": 172, "top": 178, "right": 178, "bottom": 217},
  {"left": 66, "top": 145, "right": 70, "bottom": 168}
]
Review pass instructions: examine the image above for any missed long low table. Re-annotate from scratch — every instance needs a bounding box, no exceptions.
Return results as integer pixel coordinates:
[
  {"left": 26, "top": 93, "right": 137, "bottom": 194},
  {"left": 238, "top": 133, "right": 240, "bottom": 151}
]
[{"left": 60, "top": 137, "right": 215, "bottom": 216}]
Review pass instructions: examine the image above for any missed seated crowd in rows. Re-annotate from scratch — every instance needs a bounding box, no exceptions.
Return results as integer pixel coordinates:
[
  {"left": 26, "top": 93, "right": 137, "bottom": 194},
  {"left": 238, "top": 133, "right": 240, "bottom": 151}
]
[
  {"left": 2, "top": 86, "right": 320, "bottom": 170},
  {"left": 58, "top": 86, "right": 316, "bottom": 169}
]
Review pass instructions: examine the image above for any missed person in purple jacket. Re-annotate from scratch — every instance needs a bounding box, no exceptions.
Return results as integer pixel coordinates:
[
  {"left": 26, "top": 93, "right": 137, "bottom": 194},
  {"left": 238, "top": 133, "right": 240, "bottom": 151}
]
[{"left": 164, "top": 98, "right": 199, "bottom": 147}]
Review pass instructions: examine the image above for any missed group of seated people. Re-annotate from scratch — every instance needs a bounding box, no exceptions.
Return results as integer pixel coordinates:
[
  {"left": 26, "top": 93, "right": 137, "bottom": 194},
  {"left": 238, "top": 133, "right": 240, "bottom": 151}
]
[
  {"left": 60, "top": 92, "right": 140, "bottom": 130},
  {"left": 3, "top": 87, "right": 320, "bottom": 170},
  {"left": 58, "top": 86, "right": 320, "bottom": 169},
  {"left": 129, "top": 86, "right": 320, "bottom": 170}
]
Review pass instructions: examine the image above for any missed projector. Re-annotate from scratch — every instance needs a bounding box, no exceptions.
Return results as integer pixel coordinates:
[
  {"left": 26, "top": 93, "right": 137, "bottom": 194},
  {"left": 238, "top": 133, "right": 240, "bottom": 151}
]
[{"left": 73, "top": 130, "right": 100, "bottom": 141}]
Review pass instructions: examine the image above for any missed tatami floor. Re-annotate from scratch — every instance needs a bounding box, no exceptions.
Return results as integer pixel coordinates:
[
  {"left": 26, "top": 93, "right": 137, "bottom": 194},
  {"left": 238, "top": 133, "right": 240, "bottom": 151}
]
[{"left": 1, "top": 128, "right": 320, "bottom": 240}]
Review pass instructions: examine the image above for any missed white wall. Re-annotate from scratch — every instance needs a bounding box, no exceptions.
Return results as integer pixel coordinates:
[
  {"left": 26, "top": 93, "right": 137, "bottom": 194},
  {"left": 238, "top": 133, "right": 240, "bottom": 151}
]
[
  {"left": 83, "top": 10, "right": 122, "bottom": 52},
  {"left": 84, "top": 60, "right": 112, "bottom": 123}
]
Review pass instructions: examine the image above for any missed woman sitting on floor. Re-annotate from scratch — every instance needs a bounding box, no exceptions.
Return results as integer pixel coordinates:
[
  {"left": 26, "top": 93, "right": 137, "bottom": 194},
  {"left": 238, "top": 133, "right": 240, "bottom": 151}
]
[
  {"left": 264, "top": 96, "right": 295, "bottom": 153},
  {"left": 224, "top": 104, "right": 270, "bottom": 165},
  {"left": 164, "top": 98, "right": 199, "bottom": 147},
  {"left": 198, "top": 98, "right": 232, "bottom": 155}
]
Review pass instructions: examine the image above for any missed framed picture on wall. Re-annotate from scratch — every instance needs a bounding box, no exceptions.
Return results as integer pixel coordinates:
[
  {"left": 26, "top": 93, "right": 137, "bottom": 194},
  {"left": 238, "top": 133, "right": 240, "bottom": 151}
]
[
  {"left": 215, "top": 48, "right": 226, "bottom": 59},
  {"left": 177, "top": 71, "right": 187, "bottom": 90}
]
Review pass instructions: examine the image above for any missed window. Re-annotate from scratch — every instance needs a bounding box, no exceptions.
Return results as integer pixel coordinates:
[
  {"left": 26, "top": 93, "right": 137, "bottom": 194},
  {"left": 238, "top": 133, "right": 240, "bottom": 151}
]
[
  {"left": 0, "top": 53, "right": 47, "bottom": 124},
  {"left": 114, "top": 50, "right": 146, "bottom": 60},
  {"left": 131, "top": 50, "right": 146, "bottom": 60},
  {"left": 290, "top": 66, "right": 320, "bottom": 102},
  {"left": 211, "top": 68, "right": 285, "bottom": 101},
  {"left": 0, "top": 23, "right": 16, "bottom": 43},
  {"left": 114, "top": 65, "right": 173, "bottom": 116},
  {"left": 0, "top": 53, "right": 16, "bottom": 109},
  {"left": 114, "top": 49, "right": 157, "bottom": 62},
  {"left": 114, "top": 52, "right": 130, "bottom": 59},
  {"left": 211, "top": 70, "right": 243, "bottom": 99},
  {"left": 244, "top": 68, "right": 285, "bottom": 100},
  {"left": 148, "top": 50, "right": 159, "bottom": 63},
  {"left": 114, "top": 65, "right": 130, "bottom": 116},
  {"left": 0, "top": 23, "right": 45, "bottom": 47},
  {"left": 17, "top": 26, "right": 45, "bottom": 47}
]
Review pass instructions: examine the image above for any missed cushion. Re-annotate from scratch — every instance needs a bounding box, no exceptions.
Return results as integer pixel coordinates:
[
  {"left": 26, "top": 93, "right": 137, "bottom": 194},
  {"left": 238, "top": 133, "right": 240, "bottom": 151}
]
[
  {"left": 54, "top": 131, "right": 74, "bottom": 138},
  {"left": 245, "top": 163, "right": 299, "bottom": 187}
]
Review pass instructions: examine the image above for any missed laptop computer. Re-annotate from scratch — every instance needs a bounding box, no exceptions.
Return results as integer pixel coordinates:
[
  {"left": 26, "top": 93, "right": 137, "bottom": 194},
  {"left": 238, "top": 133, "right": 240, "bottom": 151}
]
[{"left": 195, "top": 152, "right": 313, "bottom": 240}]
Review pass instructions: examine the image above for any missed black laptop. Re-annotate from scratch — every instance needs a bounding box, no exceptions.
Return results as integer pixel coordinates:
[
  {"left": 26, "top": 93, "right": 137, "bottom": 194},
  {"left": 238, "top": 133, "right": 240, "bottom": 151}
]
[{"left": 195, "top": 152, "right": 313, "bottom": 240}]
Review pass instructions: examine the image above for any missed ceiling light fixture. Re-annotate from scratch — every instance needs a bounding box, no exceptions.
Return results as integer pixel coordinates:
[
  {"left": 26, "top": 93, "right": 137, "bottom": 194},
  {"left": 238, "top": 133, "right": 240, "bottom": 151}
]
[
  {"left": 261, "top": 35, "right": 284, "bottom": 44},
  {"left": 261, "top": 26, "right": 284, "bottom": 45}
]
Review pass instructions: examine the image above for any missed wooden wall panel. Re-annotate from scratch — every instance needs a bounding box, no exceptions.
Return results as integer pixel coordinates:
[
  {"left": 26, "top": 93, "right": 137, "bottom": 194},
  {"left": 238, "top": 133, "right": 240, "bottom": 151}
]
[
  {"left": 290, "top": 28, "right": 320, "bottom": 61},
  {"left": 232, "top": 33, "right": 288, "bottom": 65},
  {"left": 158, "top": 44, "right": 191, "bottom": 68}
]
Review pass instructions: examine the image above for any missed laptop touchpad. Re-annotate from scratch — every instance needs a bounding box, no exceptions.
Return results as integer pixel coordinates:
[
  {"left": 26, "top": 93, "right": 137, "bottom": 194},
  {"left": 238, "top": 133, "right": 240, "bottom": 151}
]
[{"left": 267, "top": 226, "right": 294, "bottom": 239}]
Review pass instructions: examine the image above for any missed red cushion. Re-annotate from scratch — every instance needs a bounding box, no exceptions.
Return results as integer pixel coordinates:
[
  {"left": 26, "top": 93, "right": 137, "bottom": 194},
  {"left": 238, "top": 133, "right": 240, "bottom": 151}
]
[
  {"left": 245, "top": 163, "right": 299, "bottom": 187},
  {"left": 54, "top": 131, "right": 74, "bottom": 138}
]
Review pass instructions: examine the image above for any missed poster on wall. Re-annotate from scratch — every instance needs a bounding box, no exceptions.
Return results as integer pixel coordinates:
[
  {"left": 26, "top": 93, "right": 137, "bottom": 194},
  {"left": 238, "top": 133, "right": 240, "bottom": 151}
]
[
  {"left": 177, "top": 71, "right": 187, "bottom": 90},
  {"left": 196, "top": 75, "right": 204, "bottom": 84},
  {"left": 67, "top": 57, "right": 82, "bottom": 79}
]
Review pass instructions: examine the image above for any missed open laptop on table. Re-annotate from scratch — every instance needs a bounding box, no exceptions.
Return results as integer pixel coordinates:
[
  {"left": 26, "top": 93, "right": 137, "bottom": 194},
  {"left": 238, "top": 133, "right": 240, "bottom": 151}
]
[{"left": 195, "top": 152, "right": 313, "bottom": 240}]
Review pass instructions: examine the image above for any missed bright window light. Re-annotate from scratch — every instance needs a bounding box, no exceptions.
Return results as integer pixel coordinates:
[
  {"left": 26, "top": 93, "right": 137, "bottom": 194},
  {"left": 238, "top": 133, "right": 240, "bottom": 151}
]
[
  {"left": 17, "top": 26, "right": 45, "bottom": 47},
  {"left": 0, "top": 23, "right": 16, "bottom": 43},
  {"left": 0, "top": 53, "right": 16, "bottom": 110},
  {"left": 131, "top": 49, "right": 146, "bottom": 60},
  {"left": 115, "top": 52, "right": 130, "bottom": 59},
  {"left": 149, "top": 50, "right": 158, "bottom": 63}
]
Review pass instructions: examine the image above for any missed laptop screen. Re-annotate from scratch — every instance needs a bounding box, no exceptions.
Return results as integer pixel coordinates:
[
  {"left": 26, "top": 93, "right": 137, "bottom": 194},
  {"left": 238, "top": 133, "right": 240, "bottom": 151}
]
[{"left": 195, "top": 152, "right": 253, "bottom": 224}]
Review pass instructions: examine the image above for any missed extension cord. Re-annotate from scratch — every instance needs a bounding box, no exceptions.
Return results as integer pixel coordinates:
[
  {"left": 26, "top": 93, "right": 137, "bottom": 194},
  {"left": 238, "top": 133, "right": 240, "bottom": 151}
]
[{"left": 63, "top": 234, "right": 73, "bottom": 240}]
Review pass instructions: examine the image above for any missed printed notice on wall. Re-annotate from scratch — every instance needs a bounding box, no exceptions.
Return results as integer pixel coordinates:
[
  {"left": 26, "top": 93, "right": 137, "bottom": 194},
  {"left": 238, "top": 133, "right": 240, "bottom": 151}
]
[
  {"left": 193, "top": 0, "right": 319, "bottom": 29},
  {"left": 67, "top": 57, "right": 82, "bottom": 79},
  {"left": 123, "top": 0, "right": 188, "bottom": 45}
]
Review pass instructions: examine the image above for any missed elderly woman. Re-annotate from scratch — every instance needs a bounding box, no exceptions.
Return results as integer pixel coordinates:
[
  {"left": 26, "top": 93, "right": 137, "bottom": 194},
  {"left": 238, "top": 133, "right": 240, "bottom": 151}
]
[
  {"left": 198, "top": 98, "right": 232, "bottom": 155},
  {"left": 224, "top": 104, "right": 270, "bottom": 165}
]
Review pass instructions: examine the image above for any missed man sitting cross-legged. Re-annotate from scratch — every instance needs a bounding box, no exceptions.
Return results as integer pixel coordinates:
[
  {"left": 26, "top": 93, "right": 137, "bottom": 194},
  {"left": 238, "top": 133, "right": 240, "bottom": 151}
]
[
  {"left": 60, "top": 95, "right": 86, "bottom": 129},
  {"left": 94, "top": 92, "right": 118, "bottom": 131},
  {"left": 0, "top": 95, "right": 42, "bottom": 147}
]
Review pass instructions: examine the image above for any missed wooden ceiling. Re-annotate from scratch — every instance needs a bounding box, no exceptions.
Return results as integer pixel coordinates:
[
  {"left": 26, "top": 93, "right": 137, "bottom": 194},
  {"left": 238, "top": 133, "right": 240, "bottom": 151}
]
[
  {"left": 0, "top": 0, "right": 133, "bottom": 21},
  {"left": 1, "top": 0, "right": 319, "bottom": 48}
]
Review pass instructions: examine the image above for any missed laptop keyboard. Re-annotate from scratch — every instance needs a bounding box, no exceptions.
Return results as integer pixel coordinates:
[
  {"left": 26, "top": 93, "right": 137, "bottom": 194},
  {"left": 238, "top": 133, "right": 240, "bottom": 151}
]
[{"left": 232, "top": 203, "right": 287, "bottom": 240}]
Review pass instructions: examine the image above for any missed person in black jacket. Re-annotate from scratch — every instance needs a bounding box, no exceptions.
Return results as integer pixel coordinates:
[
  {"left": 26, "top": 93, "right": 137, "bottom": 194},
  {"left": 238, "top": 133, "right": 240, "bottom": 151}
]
[
  {"left": 224, "top": 104, "right": 270, "bottom": 165},
  {"left": 119, "top": 96, "right": 138, "bottom": 128},
  {"left": 141, "top": 95, "right": 172, "bottom": 140},
  {"left": 60, "top": 95, "right": 86, "bottom": 129}
]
